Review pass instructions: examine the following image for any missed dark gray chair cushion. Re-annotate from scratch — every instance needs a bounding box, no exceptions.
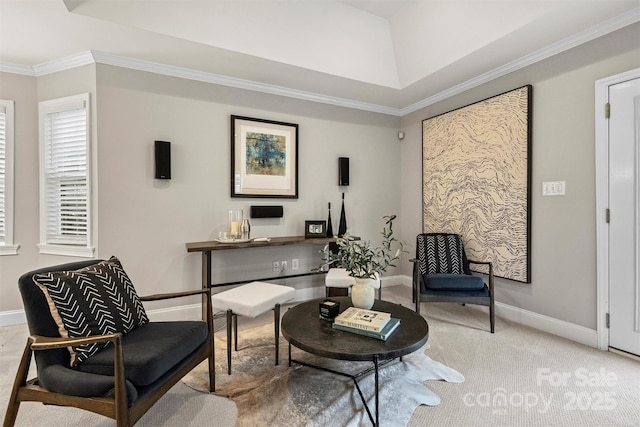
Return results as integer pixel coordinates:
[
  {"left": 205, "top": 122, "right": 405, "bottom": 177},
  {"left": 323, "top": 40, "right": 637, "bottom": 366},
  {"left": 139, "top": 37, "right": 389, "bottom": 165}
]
[
  {"left": 39, "top": 365, "right": 139, "bottom": 405},
  {"left": 424, "top": 273, "right": 485, "bottom": 291},
  {"left": 421, "top": 285, "right": 490, "bottom": 298},
  {"left": 77, "top": 321, "right": 208, "bottom": 386}
]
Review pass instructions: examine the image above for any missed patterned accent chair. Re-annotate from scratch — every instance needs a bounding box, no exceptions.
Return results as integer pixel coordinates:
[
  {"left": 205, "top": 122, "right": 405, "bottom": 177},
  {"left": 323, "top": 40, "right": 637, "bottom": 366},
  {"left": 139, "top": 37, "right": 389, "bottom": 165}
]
[
  {"left": 3, "top": 257, "right": 215, "bottom": 427},
  {"left": 411, "top": 233, "right": 495, "bottom": 333}
]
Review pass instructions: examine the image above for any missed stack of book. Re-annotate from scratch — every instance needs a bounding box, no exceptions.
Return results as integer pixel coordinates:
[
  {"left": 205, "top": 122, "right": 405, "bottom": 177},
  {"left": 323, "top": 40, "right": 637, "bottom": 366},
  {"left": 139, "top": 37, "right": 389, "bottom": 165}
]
[{"left": 332, "top": 307, "right": 400, "bottom": 341}]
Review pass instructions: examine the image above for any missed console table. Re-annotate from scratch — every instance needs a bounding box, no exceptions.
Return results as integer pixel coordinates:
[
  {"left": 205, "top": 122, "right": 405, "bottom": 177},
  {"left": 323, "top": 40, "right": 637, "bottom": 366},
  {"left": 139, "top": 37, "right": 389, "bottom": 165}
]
[{"left": 186, "top": 236, "right": 335, "bottom": 290}]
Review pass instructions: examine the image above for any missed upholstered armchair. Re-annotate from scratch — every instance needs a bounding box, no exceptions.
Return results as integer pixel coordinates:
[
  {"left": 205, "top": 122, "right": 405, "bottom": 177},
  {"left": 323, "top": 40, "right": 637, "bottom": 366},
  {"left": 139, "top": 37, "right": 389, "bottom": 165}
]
[
  {"left": 3, "top": 257, "right": 215, "bottom": 427},
  {"left": 411, "top": 233, "right": 495, "bottom": 333}
]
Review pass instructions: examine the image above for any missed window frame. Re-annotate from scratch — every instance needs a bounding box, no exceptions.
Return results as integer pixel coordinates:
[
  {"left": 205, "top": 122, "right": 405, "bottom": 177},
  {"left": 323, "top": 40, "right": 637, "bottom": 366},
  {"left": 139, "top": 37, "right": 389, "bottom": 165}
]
[
  {"left": 0, "top": 99, "right": 19, "bottom": 255},
  {"left": 38, "top": 93, "right": 94, "bottom": 258}
]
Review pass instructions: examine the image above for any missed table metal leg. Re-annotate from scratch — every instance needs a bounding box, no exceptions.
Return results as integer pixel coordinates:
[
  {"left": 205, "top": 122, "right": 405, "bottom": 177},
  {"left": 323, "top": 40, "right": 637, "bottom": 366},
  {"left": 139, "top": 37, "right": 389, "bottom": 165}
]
[
  {"left": 201, "top": 251, "right": 211, "bottom": 321},
  {"left": 374, "top": 355, "right": 379, "bottom": 427},
  {"left": 226, "top": 310, "right": 233, "bottom": 375},
  {"left": 274, "top": 303, "right": 280, "bottom": 365},
  {"left": 202, "top": 250, "right": 215, "bottom": 390},
  {"left": 287, "top": 353, "right": 396, "bottom": 426}
]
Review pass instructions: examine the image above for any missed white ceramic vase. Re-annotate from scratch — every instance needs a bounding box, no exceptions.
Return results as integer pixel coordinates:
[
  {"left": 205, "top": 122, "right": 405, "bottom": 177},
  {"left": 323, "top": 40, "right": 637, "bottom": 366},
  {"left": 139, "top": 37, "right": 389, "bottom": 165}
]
[{"left": 351, "top": 277, "right": 376, "bottom": 309}]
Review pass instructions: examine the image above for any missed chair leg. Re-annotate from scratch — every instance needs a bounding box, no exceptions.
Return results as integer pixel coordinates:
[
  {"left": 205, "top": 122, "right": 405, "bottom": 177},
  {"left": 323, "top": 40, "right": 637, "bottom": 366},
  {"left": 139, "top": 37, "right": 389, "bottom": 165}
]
[
  {"left": 274, "top": 303, "right": 281, "bottom": 366},
  {"left": 226, "top": 310, "right": 233, "bottom": 375},
  {"left": 208, "top": 337, "right": 216, "bottom": 392},
  {"left": 490, "top": 301, "right": 495, "bottom": 333},
  {"left": 113, "top": 335, "right": 129, "bottom": 427},
  {"left": 3, "top": 338, "right": 34, "bottom": 427}
]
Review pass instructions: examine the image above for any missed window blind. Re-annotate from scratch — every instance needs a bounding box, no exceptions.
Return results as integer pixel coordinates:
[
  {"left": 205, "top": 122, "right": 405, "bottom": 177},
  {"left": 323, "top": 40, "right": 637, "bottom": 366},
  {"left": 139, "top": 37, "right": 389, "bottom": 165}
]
[{"left": 43, "top": 105, "right": 88, "bottom": 246}]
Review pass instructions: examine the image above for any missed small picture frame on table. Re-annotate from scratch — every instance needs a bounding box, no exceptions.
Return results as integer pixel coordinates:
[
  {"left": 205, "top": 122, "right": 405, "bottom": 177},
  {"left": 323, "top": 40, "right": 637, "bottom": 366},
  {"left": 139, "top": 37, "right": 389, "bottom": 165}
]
[{"left": 305, "top": 220, "right": 326, "bottom": 238}]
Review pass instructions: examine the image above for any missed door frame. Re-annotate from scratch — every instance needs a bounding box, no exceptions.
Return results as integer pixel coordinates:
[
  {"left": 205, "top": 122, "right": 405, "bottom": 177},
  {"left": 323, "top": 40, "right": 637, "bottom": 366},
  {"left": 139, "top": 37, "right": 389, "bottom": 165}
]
[{"left": 595, "top": 67, "right": 640, "bottom": 350}]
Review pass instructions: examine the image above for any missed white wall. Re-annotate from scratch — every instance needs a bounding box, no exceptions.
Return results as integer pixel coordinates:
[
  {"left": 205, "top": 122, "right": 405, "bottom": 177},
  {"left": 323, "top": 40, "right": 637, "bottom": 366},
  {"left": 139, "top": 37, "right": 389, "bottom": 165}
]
[
  {"left": 399, "top": 23, "right": 640, "bottom": 330},
  {"left": 94, "top": 65, "right": 402, "bottom": 308},
  {"left": 0, "top": 72, "right": 38, "bottom": 321},
  {"left": 0, "top": 66, "right": 99, "bottom": 324},
  {"left": 2, "top": 22, "right": 639, "bottom": 336},
  {"left": 0, "top": 63, "right": 402, "bottom": 318}
]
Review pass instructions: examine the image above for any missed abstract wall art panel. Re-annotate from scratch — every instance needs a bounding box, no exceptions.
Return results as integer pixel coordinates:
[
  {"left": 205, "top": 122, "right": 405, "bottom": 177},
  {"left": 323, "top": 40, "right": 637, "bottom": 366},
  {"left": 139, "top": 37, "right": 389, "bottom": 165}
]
[{"left": 422, "top": 85, "right": 532, "bottom": 283}]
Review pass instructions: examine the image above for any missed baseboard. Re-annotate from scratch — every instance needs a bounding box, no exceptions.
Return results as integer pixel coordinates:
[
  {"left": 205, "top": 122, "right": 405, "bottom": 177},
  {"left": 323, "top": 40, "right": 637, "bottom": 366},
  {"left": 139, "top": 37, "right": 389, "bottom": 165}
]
[
  {"left": 1, "top": 277, "right": 600, "bottom": 349},
  {"left": 0, "top": 310, "right": 26, "bottom": 327},
  {"left": 397, "top": 274, "right": 599, "bottom": 348},
  {"left": 494, "top": 302, "right": 598, "bottom": 348},
  {"left": 0, "top": 304, "right": 213, "bottom": 325},
  {"left": 380, "top": 274, "right": 405, "bottom": 287},
  {"left": 1, "top": 287, "right": 328, "bottom": 326},
  {"left": 147, "top": 279, "right": 399, "bottom": 321}
]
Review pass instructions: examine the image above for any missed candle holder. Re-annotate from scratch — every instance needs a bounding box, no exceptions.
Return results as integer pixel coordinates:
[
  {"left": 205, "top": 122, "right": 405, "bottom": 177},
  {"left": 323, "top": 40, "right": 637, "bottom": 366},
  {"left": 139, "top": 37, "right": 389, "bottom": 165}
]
[{"left": 228, "top": 209, "right": 243, "bottom": 240}]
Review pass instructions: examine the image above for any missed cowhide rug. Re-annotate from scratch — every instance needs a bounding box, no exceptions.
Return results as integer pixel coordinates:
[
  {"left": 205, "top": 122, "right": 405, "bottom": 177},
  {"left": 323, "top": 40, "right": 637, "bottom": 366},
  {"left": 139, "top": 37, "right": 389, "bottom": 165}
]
[{"left": 182, "top": 323, "right": 464, "bottom": 426}]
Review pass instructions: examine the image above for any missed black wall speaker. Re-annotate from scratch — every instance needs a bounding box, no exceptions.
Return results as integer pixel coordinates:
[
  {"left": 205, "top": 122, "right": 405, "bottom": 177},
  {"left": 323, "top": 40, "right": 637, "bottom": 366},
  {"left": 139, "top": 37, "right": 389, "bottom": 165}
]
[
  {"left": 338, "top": 157, "right": 349, "bottom": 186},
  {"left": 154, "top": 141, "right": 171, "bottom": 179},
  {"left": 250, "top": 205, "right": 284, "bottom": 218}
]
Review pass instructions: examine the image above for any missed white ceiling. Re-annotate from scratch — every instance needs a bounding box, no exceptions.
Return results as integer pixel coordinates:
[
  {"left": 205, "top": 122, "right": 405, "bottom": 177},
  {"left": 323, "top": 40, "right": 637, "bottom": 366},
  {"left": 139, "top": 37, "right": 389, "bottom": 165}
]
[{"left": 1, "top": 0, "right": 639, "bottom": 115}]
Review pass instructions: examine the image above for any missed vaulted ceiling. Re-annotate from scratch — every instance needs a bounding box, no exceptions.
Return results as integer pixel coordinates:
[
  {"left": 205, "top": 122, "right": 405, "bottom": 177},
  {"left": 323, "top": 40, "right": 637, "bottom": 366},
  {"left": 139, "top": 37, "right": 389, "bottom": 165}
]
[{"left": 1, "top": 0, "right": 639, "bottom": 114}]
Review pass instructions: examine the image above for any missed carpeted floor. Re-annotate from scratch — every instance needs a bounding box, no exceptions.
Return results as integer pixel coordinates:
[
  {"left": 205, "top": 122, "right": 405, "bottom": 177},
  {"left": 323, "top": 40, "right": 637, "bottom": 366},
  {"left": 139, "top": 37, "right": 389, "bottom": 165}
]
[
  {"left": 1, "top": 284, "right": 639, "bottom": 426},
  {"left": 182, "top": 323, "right": 464, "bottom": 426},
  {"left": 392, "top": 293, "right": 640, "bottom": 426}
]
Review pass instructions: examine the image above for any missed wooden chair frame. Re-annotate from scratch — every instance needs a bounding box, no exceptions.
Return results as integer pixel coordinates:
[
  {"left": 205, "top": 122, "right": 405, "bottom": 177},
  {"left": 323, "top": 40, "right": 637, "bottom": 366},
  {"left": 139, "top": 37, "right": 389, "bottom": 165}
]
[{"left": 3, "top": 288, "right": 215, "bottom": 427}]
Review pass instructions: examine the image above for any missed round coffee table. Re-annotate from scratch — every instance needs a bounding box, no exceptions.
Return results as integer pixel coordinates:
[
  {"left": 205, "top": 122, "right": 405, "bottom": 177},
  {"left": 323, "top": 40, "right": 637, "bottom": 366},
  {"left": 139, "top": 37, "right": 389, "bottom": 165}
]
[{"left": 281, "top": 297, "right": 429, "bottom": 426}]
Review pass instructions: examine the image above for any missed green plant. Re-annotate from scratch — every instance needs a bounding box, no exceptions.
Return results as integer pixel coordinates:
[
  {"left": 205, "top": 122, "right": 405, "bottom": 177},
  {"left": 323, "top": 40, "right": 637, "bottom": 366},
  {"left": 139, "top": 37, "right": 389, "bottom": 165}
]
[{"left": 320, "top": 215, "right": 408, "bottom": 279}]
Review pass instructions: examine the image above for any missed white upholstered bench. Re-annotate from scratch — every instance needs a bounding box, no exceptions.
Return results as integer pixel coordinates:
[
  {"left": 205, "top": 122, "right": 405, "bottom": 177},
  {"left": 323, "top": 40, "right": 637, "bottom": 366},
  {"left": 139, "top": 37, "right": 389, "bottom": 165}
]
[{"left": 211, "top": 281, "right": 295, "bottom": 374}]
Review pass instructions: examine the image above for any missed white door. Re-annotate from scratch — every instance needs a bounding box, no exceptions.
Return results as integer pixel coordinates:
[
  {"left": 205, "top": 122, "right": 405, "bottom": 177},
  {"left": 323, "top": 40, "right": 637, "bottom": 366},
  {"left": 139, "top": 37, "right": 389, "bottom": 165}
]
[{"left": 608, "top": 77, "right": 640, "bottom": 356}]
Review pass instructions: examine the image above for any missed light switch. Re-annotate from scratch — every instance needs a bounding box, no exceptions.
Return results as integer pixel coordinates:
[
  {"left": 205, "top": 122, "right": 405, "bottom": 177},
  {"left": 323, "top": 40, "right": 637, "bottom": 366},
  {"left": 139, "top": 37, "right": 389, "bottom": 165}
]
[{"left": 542, "top": 181, "right": 566, "bottom": 196}]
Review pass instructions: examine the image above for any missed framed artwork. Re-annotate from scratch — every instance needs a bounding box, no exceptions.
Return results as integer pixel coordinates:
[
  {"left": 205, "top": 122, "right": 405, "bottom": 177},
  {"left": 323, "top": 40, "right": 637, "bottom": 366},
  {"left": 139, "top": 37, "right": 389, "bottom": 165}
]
[
  {"left": 305, "top": 220, "right": 326, "bottom": 238},
  {"left": 422, "top": 85, "right": 532, "bottom": 283},
  {"left": 231, "top": 115, "right": 298, "bottom": 198}
]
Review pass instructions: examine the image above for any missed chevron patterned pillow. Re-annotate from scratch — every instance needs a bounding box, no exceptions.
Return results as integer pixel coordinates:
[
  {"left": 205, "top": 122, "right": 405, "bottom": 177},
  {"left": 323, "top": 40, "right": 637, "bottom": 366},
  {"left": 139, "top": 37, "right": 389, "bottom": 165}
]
[
  {"left": 33, "top": 256, "right": 149, "bottom": 366},
  {"left": 418, "top": 234, "right": 466, "bottom": 275}
]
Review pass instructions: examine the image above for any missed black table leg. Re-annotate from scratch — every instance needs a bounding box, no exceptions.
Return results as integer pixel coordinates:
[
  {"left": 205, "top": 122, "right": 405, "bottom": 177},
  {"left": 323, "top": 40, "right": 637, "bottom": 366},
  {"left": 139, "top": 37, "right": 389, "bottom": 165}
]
[
  {"left": 274, "top": 303, "right": 281, "bottom": 365},
  {"left": 226, "top": 310, "right": 233, "bottom": 375},
  {"left": 374, "top": 355, "right": 379, "bottom": 427},
  {"left": 287, "top": 353, "right": 396, "bottom": 426}
]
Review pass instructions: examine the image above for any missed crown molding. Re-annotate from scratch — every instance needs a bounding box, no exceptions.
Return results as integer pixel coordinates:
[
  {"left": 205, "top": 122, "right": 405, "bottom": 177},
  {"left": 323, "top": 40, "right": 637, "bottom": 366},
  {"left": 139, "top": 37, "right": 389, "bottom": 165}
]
[
  {"left": 0, "top": 61, "right": 34, "bottom": 76},
  {"left": 32, "top": 51, "right": 95, "bottom": 77},
  {"left": 0, "top": 52, "right": 96, "bottom": 77},
  {"left": 400, "top": 7, "right": 640, "bottom": 115},
  {"left": 1, "top": 7, "right": 637, "bottom": 116},
  {"left": 90, "top": 51, "right": 403, "bottom": 116}
]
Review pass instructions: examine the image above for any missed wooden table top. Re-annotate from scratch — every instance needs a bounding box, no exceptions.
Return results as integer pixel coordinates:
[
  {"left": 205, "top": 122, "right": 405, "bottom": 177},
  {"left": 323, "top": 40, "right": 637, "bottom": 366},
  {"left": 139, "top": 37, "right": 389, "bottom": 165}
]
[{"left": 186, "top": 236, "right": 336, "bottom": 252}]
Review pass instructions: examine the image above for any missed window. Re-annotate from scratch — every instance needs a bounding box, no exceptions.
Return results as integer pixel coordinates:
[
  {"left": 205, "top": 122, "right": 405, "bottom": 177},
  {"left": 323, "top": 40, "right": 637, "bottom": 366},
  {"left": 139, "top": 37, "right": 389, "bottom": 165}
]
[
  {"left": 39, "top": 94, "right": 94, "bottom": 257},
  {"left": 0, "top": 99, "right": 18, "bottom": 255}
]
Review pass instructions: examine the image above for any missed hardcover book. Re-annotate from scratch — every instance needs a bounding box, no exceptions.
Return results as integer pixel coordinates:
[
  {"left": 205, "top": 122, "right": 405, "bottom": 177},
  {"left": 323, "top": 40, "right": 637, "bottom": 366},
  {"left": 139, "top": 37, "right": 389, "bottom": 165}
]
[
  {"left": 333, "top": 318, "right": 400, "bottom": 341},
  {"left": 334, "top": 307, "right": 391, "bottom": 332}
]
